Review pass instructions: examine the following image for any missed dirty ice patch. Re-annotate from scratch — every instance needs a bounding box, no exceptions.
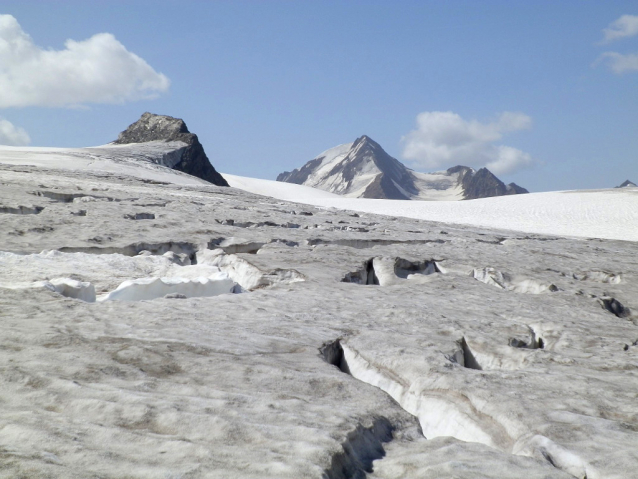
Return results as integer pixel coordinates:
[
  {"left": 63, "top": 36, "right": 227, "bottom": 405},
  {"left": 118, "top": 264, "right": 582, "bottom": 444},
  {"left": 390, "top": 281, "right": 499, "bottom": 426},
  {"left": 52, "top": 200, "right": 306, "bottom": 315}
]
[{"left": 0, "top": 277, "right": 97, "bottom": 302}]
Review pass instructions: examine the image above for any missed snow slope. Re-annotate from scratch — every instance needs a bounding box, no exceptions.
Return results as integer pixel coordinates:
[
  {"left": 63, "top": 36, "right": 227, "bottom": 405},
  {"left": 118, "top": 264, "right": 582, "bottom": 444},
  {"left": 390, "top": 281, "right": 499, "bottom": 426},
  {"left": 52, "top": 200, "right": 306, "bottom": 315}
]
[
  {"left": 225, "top": 174, "right": 638, "bottom": 242},
  {"left": 410, "top": 169, "right": 464, "bottom": 200},
  {"left": 0, "top": 143, "right": 210, "bottom": 186},
  {"left": 223, "top": 173, "right": 342, "bottom": 201}
]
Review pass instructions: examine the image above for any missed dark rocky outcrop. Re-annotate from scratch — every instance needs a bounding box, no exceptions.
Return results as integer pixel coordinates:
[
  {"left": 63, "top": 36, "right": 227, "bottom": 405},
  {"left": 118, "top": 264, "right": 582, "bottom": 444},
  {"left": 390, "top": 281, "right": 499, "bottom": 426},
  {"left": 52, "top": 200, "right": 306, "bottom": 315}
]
[
  {"left": 616, "top": 180, "right": 637, "bottom": 188},
  {"left": 506, "top": 183, "right": 530, "bottom": 195},
  {"left": 114, "top": 112, "right": 228, "bottom": 187},
  {"left": 449, "top": 166, "right": 529, "bottom": 200},
  {"left": 277, "top": 156, "right": 324, "bottom": 185}
]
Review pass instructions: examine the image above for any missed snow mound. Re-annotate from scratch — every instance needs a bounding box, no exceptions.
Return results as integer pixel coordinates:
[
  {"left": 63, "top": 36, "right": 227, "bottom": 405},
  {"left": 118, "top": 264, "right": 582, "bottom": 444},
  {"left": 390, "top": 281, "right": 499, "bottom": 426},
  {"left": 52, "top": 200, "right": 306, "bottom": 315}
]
[
  {"left": 472, "top": 267, "right": 558, "bottom": 294},
  {"left": 98, "top": 274, "right": 237, "bottom": 302},
  {"left": 199, "top": 249, "right": 305, "bottom": 290}
]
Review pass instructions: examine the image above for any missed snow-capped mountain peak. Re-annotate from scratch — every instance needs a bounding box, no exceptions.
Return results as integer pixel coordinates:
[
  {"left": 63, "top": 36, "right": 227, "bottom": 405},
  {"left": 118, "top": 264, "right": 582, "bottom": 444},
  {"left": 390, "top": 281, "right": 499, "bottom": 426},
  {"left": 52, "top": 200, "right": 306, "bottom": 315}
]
[{"left": 277, "top": 136, "right": 528, "bottom": 201}]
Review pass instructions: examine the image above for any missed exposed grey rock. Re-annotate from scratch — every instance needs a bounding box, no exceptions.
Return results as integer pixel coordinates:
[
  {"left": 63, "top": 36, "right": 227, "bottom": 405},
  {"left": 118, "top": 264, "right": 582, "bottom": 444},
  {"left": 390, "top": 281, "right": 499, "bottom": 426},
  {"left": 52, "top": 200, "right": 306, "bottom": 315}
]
[
  {"left": 506, "top": 182, "right": 529, "bottom": 195},
  {"left": 114, "top": 112, "right": 229, "bottom": 187},
  {"left": 278, "top": 136, "right": 528, "bottom": 200},
  {"left": 453, "top": 166, "right": 530, "bottom": 200},
  {"left": 277, "top": 156, "right": 324, "bottom": 185}
]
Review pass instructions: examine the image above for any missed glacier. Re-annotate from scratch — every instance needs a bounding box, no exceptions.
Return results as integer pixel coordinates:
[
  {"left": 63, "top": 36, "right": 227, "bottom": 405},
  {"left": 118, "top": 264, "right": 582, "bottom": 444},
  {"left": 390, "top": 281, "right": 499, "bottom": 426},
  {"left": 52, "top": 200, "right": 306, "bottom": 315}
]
[{"left": 0, "top": 144, "right": 637, "bottom": 478}]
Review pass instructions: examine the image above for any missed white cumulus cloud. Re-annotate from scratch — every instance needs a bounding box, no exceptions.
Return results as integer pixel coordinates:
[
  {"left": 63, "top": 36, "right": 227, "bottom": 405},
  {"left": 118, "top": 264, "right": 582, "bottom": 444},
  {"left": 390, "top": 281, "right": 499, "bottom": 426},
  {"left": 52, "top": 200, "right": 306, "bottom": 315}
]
[
  {"left": 601, "top": 14, "right": 638, "bottom": 43},
  {"left": 0, "top": 15, "right": 170, "bottom": 108},
  {"left": 0, "top": 117, "right": 30, "bottom": 146},
  {"left": 595, "top": 51, "right": 638, "bottom": 74},
  {"left": 401, "top": 111, "right": 534, "bottom": 175}
]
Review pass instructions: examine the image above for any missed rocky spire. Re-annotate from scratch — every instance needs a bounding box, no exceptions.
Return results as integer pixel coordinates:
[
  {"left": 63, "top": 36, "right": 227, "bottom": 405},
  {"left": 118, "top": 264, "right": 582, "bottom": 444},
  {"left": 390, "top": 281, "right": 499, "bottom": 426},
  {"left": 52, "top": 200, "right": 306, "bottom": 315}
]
[{"left": 114, "top": 112, "right": 228, "bottom": 187}]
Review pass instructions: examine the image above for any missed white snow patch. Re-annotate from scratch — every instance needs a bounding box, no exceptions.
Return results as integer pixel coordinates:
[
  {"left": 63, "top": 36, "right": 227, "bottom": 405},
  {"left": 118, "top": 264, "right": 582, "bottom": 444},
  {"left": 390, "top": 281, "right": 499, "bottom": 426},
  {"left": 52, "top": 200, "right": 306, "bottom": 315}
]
[
  {"left": 226, "top": 175, "right": 638, "bottom": 242},
  {"left": 306, "top": 142, "right": 353, "bottom": 185},
  {"left": 410, "top": 170, "right": 465, "bottom": 200},
  {"left": 224, "top": 173, "right": 341, "bottom": 201},
  {"left": 0, "top": 142, "right": 207, "bottom": 186},
  {"left": 98, "top": 274, "right": 236, "bottom": 302}
]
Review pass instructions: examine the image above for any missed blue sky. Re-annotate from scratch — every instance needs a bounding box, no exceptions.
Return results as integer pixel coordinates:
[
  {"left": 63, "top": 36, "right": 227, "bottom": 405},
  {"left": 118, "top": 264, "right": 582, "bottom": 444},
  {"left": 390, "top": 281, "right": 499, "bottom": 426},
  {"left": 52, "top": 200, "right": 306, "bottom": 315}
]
[{"left": 0, "top": 1, "right": 636, "bottom": 192}]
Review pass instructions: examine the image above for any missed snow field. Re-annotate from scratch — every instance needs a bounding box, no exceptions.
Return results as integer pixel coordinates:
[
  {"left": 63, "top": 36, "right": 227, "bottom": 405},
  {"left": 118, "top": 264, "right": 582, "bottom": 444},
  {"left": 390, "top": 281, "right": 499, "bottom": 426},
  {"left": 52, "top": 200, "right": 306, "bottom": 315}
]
[{"left": 225, "top": 174, "right": 638, "bottom": 242}]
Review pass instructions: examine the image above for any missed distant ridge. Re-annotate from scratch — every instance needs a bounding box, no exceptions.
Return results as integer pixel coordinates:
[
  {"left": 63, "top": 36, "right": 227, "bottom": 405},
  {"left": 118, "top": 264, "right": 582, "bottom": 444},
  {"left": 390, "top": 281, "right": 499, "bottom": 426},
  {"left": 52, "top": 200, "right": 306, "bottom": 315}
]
[
  {"left": 114, "top": 112, "right": 228, "bottom": 187},
  {"left": 277, "top": 135, "right": 528, "bottom": 201},
  {"left": 616, "top": 180, "right": 637, "bottom": 188}
]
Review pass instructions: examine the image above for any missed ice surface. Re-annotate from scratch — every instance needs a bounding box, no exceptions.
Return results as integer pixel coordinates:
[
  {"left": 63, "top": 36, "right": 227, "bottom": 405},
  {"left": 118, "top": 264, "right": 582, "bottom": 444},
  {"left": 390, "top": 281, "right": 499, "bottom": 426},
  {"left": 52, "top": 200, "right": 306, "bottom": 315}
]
[
  {"left": 0, "top": 142, "right": 207, "bottom": 186},
  {"left": 0, "top": 150, "right": 637, "bottom": 478},
  {"left": 3, "top": 277, "right": 97, "bottom": 302}
]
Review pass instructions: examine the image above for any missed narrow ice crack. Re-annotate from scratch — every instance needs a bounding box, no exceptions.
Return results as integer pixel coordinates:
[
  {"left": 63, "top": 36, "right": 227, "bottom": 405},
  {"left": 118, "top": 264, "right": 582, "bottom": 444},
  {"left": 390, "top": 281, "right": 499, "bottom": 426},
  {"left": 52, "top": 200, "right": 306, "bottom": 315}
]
[
  {"left": 342, "top": 257, "right": 442, "bottom": 286},
  {"left": 0, "top": 205, "right": 44, "bottom": 214},
  {"left": 459, "top": 338, "right": 482, "bottom": 370},
  {"left": 320, "top": 339, "right": 399, "bottom": 478},
  {"left": 322, "top": 418, "right": 394, "bottom": 479},
  {"left": 59, "top": 241, "right": 199, "bottom": 264},
  {"left": 308, "top": 238, "right": 447, "bottom": 249},
  {"left": 321, "top": 338, "right": 588, "bottom": 479},
  {"left": 509, "top": 326, "right": 545, "bottom": 350}
]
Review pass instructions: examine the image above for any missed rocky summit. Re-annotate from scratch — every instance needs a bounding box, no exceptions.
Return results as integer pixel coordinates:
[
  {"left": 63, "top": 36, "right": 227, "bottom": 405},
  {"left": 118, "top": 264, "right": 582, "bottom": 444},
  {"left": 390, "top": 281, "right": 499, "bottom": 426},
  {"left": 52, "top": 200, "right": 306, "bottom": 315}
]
[
  {"left": 448, "top": 165, "right": 529, "bottom": 200},
  {"left": 114, "top": 112, "right": 229, "bottom": 187},
  {"left": 616, "top": 179, "right": 637, "bottom": 188},
  {"left": 277, "top": 135, "right": 528, "bottom": 201}
]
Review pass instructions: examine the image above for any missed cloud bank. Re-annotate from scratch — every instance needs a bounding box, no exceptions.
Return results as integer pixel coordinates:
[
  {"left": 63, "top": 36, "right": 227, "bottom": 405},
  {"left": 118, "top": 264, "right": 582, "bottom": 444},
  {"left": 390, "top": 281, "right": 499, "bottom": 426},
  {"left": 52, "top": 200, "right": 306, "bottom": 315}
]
[
  {"left": 595, "top": 14, "right": 638, "bottom": 74},
  {"left": 596, "top": 51, "right": 638, "bottom": 74},
  {"left": 0, "top": 15, "right": 170, "bottom": 108},
  {"left": 401, "top": 111, "right": 534, "bottom": 175},
  {"left": 0, "top": 118, "right": 30, "bottom": 146},
  {"left": 601, "top": 14, "right": 638, "bottom": 43}
]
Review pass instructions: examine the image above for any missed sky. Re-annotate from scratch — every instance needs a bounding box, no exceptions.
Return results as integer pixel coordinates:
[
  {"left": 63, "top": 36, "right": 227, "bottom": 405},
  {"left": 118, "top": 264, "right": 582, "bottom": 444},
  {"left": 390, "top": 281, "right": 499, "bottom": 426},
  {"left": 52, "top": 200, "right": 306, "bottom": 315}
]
[{"left": 0, "top": 1, "right": 636, "bottom": 192}]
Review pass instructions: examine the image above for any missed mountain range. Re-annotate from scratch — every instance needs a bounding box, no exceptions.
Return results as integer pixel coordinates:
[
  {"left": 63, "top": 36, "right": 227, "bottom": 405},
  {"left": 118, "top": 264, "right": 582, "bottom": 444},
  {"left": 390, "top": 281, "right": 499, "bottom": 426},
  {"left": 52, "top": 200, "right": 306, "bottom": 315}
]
[{"left": 277, "top": 135, "right": 528, "bottom": 200}]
